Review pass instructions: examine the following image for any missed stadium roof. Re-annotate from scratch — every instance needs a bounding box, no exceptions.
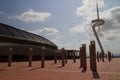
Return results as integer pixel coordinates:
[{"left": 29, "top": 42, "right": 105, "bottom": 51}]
[{"left": 0, "top": 23, "right": 57, "bottom": 49}]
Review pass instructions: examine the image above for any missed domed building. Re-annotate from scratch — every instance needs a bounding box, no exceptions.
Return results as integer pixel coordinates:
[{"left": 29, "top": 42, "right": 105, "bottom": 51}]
[{"left": 0, "top": 23, "right": 57, "bottom": 61}]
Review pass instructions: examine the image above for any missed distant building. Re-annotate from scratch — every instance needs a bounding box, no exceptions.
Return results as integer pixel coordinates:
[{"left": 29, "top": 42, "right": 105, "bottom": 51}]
[{"left": 0, "top": 23, "right": 57, "bottom": 61}]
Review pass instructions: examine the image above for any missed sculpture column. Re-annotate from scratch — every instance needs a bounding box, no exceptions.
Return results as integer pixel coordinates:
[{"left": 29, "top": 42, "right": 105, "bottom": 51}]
[
  {"left": 80, "top": 47, "right": 83, "bottom": 68},
  {"left": 28, "top": 48, "right": 33, "bottom": 67},
  {"left": 82, "top": 44, "right": 87, "bottom": 71},
  {"left": 65, "top": 51, "right": 67, "bottom": 64},
  {"left": 61, "top": 48, "right": 65, "bottom": 66},
  {"left": 8, "top": 48, "right": 12, "bottom": 67},
  {"left": 89, "top": 45, "right": 92, "bottom": 70},
  {"left": 54, "top": 50, "right": 57, "bottom": 64},
  {"left": 108, "top": 51, "right": 111, "bottom": 62},
  {"left": 90, "top": 41, "right": 97, "bottom": 72},
  {"left": 97, "top": 51, "right": 99, "bottom": 62},
  {"left": 73, "top": 51, "right": 76, "bottom": 63},
  {"left": 41, "top": 47, "right": 45, "bottom": 68}
]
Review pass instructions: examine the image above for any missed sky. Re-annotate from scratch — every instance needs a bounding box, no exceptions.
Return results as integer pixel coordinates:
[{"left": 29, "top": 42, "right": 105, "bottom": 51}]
[{"left": 0, "top": 0, "right": 120, "bottom": 54}]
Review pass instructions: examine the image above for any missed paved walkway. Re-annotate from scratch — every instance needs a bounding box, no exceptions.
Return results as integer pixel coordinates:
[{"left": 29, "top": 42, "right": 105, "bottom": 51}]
[{"left": 0, "top": 58, "right": 120, "bottom": 80}]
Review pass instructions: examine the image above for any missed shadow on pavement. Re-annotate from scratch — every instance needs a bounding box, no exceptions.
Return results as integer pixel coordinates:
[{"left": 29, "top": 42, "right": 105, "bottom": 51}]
[{"left": 92, "top": 71, "right": 100, "bottom": 79}]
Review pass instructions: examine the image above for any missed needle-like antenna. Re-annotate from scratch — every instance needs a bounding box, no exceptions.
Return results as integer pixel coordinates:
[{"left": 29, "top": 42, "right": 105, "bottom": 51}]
[
  {"left": 96, "top": 0, "right": 100, "bottom": 31},
  {"left": 96, "top": 0, "right": 99, "bottom": 20}
]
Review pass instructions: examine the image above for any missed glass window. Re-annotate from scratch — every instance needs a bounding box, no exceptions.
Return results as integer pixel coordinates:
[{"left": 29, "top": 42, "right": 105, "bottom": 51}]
[
  {"left": 7, "top": 27, "right": 25, "bottom": 39},
  {"left": 0, "top": 25, "right": 13, "bottom": 36},
  {"left": 19, "top": 30, "right": 34, "bottom": 41}
]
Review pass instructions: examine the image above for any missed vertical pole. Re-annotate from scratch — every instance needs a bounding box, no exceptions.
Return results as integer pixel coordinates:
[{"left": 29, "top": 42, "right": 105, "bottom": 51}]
[
  {"left": 102, "top": 52, "right": 104, "bottom": 62},
  {"left": 105, "top": 54, "right": 107, "bottom": 60},
  {"left": 73, "top": 51, "right": 76, "bottom": 63},
  {"left": 28, "top": 48, "right": 33, "bottom": 67},
  {"left": 89, "top": 45, "right": 92, "bottom": 70},
  {"left": 82, "top": 44, "right": 87, "bottom": 71},
  {"left": 65, "top": 51, "right": 67, "bottom": 64},
  {"left": 80, "top": 47, "right": 83, "bottom": 68},
  {"left": 8, "top": 48, "right": 12, "bottom": 67},
  {"left": 54, "top": 50, "right": 57, "bottom": 64},
  {"left": 100, "top": 52, "right": 102, "bottom": 61},
  {"left": 61, "top": 48, "right": 65, "bottom": 67},
  {"left": 112, "top": 54, "right": 113, "bottom": 59},
  {"left": 108, "top": 51, "right": 111, "bottom": 62},
  {"left": 41, "top": 47, "right": 45, "bottom": 68},
  {"left": 90, "top": 41, "right": 97, "bottom": 72},
  {"left": 97, "top": 51, "right": 99, "bottom": 62}
]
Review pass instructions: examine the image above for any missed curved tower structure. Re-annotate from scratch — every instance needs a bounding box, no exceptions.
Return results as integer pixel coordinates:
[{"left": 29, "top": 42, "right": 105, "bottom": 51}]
[{"left": 91, "top": 0, "right": 105, "bottom": 54}]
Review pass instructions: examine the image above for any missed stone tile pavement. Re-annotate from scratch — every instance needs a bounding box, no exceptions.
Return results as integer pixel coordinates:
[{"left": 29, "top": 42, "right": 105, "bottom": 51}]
[{"left": 0, "top": 58, "right": 120, "bottom": 80}]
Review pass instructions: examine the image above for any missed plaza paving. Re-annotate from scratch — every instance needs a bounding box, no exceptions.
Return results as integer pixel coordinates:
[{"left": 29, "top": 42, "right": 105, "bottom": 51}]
[{"left": 0, "top": 58, "right": 120, "bottom": 80}]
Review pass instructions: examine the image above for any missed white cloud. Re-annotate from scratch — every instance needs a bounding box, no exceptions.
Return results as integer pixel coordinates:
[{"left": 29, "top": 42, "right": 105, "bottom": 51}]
[
  {"left": 98, "top": 6, "right": 120, "bottom": 41},
  {"left": 31, "top": 27, "right": 59, "bottom": 36},
  {"left": 76, "top": 0, "right": 105, "bottom": 17},
  {"left": 16, "top": 9, "right": 51, "bottom": 22},
  {"left": 70, "top": 23, "right": 87, "bottom": 33},
  {"left": 70, "top": 25, "right": 85, "bottom": 33}
]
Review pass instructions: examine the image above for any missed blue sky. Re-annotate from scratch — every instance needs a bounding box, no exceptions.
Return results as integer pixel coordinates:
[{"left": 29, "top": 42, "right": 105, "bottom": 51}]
[{"left": 0, "top": 0, "right": 120, "bottom": 54}]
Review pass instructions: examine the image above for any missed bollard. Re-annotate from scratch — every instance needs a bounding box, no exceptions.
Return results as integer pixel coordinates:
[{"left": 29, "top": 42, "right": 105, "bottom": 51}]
[
  {"left": 90, "top": 41, "right": 97, "bottom": 72},
  {"left": 65, "top": 51, "right": 67, "bottom": 64},
  {"left": 112, "top": 54, "right": 113, "bottom": 59},
  {"left": 100, "top": 52, "right": 102, "bottom": 61},
  {"left": 41, "top": 47, "right": 45, "bottom": 68},
  {"left": 89, "top": 45, "right": 92, "bottom": 70},
  {"left": 73, "top": 51, "right": 76, "bottom": 63},
  {"left": 54, "top": 50, "right": 57, "bottom": 64},
  {"left": 105, "top": 54, "right": 107, "bottom": 59},
  {"left": 61, "top": 48, "right": 65, "bottom": 67},
  {"left": 28, "top": 48, "right": 33, "bottom": 67},
  {"left": 97, "top": 51, "right": 99, "bottom": 62},
  {"left": 8, "top": 48, "right": 12, "bottom": 67},
  {"left": 80, "top": 47, "right": 83, "bottom": 68},
  {"left": 102, "top": 52, "right": 104, "bottom": 62},
  {"left": 108, "top": 51, "right": 111, "bottom": 62},
  {"left": 82, "top": 44, "right": 87, "bottom": 71}
]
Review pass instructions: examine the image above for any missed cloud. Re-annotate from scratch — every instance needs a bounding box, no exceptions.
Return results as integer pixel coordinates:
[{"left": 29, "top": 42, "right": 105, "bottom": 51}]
[
  {"left": 31, "top": 27, "right": 59, "bottom": 36},
  {"left": 102, "top": 7, "right": 120, "bottom": 31},
  {"left": 15, "top": 9, "right": 51, "bottom": 22},
  {"left": 70, "top": 24, "right": 86, "bottom": 33},
  {"left": 76, "top": 0, "right": 105, "bottom": 17},
  {"left": 98, "top": 6, "right": 120, "bottom": 41}
]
